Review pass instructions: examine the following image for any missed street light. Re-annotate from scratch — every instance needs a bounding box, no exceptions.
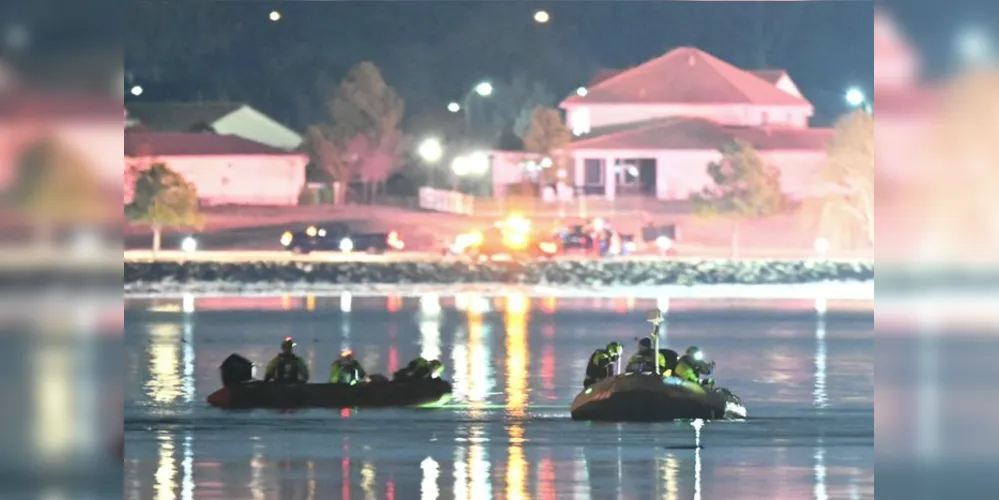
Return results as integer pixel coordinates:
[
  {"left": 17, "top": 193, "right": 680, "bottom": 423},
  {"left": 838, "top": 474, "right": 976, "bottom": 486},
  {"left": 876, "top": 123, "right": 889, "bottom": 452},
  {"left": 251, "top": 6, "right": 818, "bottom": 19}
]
[
  {"left": 958, "top": 27, "right": 991, "bottom": 65},
  {"left": 417, "top": 137, "right": 443, "bottom": 163},
  {"left": 447, "top": 102, "right": 460, "bottom": 113},
  {"left": 130, "top": 85, "right": 143, "bottom": 96},
  {"left": 269, "top": 10, "right": 281, "bottom": 22},
  {"left": 576, "top": 87, "right": 588, "bottom": 97},
  {"left": 534, "top": 10, "right": 550, "bottom": 24},
  {"left": 474, "top": 82, "right": 493, "bottom": 97},
  {"left": 451, "top": 152, "right": 490, "bottom": 176},
  {"left": 845, "top": 87, "right": 870, "bottom": 113}
]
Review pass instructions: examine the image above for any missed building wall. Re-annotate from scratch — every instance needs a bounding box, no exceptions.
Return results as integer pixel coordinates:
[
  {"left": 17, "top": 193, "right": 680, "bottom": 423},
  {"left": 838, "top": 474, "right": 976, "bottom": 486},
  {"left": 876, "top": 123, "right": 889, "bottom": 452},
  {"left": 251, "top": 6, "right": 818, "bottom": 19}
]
[
  {"left": 212, "top": 107, "right": 304, "bottom": 151},
  {"left": 124, "top": 154, "right": 308, "bottom": 206},
  {"left": 565, "top": 103, "right": 813, "bottom": 133},
  {"left": 0, "top": 120, "right": 124, "bottom": 193}
]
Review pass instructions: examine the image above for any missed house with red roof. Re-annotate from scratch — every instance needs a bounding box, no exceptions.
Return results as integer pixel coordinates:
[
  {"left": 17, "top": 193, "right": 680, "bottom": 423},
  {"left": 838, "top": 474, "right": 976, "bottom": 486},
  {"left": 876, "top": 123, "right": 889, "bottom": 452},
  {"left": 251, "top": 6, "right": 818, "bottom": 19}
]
[
  {"left": 124, "top": 130, "right": 308, "bottom": 206},
  {"left": 553, "top": 46, "right": 833, "bottom": 200}
]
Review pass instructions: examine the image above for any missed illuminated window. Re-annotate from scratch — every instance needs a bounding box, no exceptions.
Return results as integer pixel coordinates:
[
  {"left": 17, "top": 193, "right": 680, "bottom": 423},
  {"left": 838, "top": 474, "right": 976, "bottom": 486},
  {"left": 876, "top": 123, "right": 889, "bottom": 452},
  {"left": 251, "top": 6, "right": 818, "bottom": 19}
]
[{"left": 570, "top": 108, "right": 591, "bottom": 136}]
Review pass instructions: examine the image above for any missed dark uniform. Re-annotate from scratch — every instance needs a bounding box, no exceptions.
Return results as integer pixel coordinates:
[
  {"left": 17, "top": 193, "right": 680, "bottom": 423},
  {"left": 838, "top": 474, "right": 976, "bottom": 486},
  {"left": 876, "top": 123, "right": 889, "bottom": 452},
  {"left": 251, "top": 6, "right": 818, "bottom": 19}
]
[
  {"left": 394, "top": 357, "right": 445, "bottom": 381},
  {"left": 264, "top": 337, "right": 310, "bottom": 383},
  {"left": 625, "top": 337, "right": 667, "bottom": 374},
  {"left": 329, "top": 349, "right": 368, "bottom": 385},
  {"left": 583, "top": 342, "right": 624, "bottom": 387}
]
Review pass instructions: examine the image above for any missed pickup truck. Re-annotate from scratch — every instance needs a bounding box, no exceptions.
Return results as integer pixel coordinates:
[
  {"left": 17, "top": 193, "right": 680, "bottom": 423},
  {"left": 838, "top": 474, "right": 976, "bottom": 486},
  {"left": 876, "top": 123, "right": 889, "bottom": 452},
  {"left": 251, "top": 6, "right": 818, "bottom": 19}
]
[{"left": 279, "top": 223, "right": 404, "bottom": 254}]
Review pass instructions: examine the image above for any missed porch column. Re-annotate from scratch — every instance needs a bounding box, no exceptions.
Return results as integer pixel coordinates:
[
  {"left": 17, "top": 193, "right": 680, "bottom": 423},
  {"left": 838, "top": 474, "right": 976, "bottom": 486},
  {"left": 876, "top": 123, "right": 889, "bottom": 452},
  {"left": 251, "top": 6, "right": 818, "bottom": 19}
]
[
  {"left": 655, "top": 154, "right": 670, "bottom": 200},
  {"left": 604, "top": 156, "right": 616, "bottom": 200},
  {"left": 574, "top": 155, "right": 586, "bottom": 189}
]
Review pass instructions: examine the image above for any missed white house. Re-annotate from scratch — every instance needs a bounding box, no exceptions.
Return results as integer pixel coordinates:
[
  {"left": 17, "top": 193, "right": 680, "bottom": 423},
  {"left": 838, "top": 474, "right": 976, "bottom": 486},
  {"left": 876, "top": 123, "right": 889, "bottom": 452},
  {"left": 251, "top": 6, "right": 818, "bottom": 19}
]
[
  {"left": 125, "top": 102, "right": 304, "bottom": 151},
  {"left": 489, "top": 47, "right": 834, "bottom": 201},
  {"left": 124, "top": 131, "right": 308, "bottom": 206}
]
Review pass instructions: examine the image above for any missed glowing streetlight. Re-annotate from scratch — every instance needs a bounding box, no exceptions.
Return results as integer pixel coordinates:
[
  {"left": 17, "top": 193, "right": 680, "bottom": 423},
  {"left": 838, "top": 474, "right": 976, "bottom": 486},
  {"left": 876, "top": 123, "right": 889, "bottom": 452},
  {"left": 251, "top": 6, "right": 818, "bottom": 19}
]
[
  {"left": 130, "top": 85, "right": 143, "bottom": 96},
  {"left": 534, "top": 10, "right": 550, "bottom": 24},
  {"left": 451, "top": 152, "right": 490, "bottom": 177},
  {"left": 576, "top": 87, "right": 587, "bottom": 97},
  {"left": 447, "top": 102, "right": 460, "bottom": 113},
  {"left": 845, "top": 87, "right": 865, "bottom": 107},
  {"left": 417, "top": 138, "right": 443, "bottom": 163},
  {"left": 957, "top": 27, "right": 991, "bottom": 64},
  {"left": 269, "top": 10, "right": 281, "bottom": 22},
  {"left": 474, "top": 82, "right": 493, "bottom": 97}
]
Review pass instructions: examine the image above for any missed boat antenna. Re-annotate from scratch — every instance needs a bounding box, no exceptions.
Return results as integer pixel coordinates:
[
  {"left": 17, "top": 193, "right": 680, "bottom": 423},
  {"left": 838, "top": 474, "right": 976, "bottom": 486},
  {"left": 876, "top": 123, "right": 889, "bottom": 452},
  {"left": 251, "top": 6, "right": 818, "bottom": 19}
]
[{"left": 646, "top": 309, "right": 664, "bottom": 375}]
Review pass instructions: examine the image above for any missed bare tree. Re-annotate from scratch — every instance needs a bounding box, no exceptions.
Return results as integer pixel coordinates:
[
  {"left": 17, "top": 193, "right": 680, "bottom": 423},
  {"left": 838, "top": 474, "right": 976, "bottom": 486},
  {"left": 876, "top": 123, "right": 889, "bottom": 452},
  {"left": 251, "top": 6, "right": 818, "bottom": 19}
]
[{"left": 816, "top": 111, "right": 874, "bottom": 250}]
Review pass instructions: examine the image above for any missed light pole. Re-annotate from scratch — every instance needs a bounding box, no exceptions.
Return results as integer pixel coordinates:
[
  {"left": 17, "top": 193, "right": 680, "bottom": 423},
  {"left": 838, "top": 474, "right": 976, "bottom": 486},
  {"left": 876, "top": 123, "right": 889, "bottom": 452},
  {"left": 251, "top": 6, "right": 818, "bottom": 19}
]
[
  {"left": 450, "top": 151, "right": 490, "bottom": 192},
  {"left": 461, "top": 81, "right": 493, "bottom": 141},
  {"left": 845, "top": 87, "right": 871, "bottom": 114}
]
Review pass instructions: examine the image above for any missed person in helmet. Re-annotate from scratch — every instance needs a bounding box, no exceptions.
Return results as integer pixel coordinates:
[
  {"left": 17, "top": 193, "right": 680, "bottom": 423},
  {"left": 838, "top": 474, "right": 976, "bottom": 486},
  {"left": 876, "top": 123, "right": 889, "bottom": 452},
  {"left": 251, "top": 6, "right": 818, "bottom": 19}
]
[
  {"left": 264, "top": 337, "right": 310, "bottom": 383},
  {"left": 673, "top": 346, "right": 715, "bottom": 387},
  {"left": 583, "top": 341, "right": 624, "bottom": 388},
  {"left": 625, "top": 337, "right": 668, "bottom": 374},
  {"left": 393, "top": 357, "right": 445, "bottom": 381},
  {"left": 329, "top": 348, "right": 368, "bottom": 385}
]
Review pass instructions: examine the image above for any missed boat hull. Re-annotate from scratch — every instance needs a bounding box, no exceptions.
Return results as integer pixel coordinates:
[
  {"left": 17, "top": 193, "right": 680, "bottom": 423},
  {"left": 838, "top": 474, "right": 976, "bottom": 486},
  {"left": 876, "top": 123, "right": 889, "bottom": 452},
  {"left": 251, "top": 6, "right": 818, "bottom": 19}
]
[
  {"left": 207, "top": 378, "right": 453, "bottom": 410},
  {"left": 570, "top": 373, "right": 745, "bottom": 422}
]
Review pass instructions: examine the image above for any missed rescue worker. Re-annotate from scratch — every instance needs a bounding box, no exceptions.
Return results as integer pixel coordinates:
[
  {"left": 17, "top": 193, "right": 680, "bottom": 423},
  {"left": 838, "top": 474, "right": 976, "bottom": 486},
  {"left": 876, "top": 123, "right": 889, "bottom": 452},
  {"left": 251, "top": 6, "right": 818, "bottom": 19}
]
[
  {"left": 625, "top": 337, "right": 667, "bottom": 374},
  {"left": 264, "top": 337, "right": 310, "bottom": 384},
  {"left": 673, "top": 346, "right": 716, "bottom": 387},
  {"left": 393, "top": 357, "right": 445, "bottom": 381},
  {"left": 583, "top": 341, "right": 624, "bottom": 387},
  {"left": 329, "top": 348, "right": 368, "bottom": 385}
]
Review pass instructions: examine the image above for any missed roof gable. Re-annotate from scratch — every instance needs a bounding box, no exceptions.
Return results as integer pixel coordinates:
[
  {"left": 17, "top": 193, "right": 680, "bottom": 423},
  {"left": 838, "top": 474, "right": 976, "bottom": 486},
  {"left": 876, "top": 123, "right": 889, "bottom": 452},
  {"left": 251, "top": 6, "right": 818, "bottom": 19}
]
[
  {"left": 571, "top": 117, "right": 832, "bottom": 152},
  {"left": 563, "top": 47, "right": 811, "bottom": 107},
  {"left": 124, "top": 131, "right": 300, "bottom": 157},
  {"left": 125, "top": 102, "right": 245, "bottom": 132},
  {"left": 749, "top": 70, "right": 788, "bottom": 85}
]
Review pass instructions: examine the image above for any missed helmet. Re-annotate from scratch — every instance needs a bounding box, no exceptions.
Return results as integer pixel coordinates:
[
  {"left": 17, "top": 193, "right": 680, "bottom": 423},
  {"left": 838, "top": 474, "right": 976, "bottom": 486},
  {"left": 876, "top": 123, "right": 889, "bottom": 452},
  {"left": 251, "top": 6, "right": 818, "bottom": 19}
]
[
  {"left": 340, "top": 348, "right": 354, "bottom": 359},
  {"left": 685, "top": 346, "right": 704, "bottom": 362},
  {"left": 638, "top": 337, "right": 653, "bottom": 350},
  {"left": 281, "top": 337, "right": 295, "bottom": 353},
  {"left": 606, "top": 342, "right": 623, "bottom": 357}
]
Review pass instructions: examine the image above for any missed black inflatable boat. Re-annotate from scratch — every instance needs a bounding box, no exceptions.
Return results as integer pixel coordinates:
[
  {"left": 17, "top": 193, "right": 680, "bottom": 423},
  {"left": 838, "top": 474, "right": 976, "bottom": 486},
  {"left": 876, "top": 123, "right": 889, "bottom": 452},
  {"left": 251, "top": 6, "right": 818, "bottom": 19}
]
[
  {"left": 206, "top": 353, "right": 453, "bottom": 410},
  {"left": 570, "top": 373, "right": 746, "bottom": 422}
]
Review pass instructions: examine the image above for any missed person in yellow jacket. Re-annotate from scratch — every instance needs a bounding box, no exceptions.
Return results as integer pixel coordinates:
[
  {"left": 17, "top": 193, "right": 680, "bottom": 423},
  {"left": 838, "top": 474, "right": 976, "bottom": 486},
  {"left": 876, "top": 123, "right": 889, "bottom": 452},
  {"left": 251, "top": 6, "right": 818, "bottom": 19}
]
[
  {"left": 329, "top": 348, "right": 368, "bottom": 385},
  {"left": 264, "top": 337, "right": 310, "bottom": 383},
  {"left": 674, "top": 346, "right": 715, "bottom": 388},
  {"left": 625, "top": 337, "right": 667, "bottom": 374}
]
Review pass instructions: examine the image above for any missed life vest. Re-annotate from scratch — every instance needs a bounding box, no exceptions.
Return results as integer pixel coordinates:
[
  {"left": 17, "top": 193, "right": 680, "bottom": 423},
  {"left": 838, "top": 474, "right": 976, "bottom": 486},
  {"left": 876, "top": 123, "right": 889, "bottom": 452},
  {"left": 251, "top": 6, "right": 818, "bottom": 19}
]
[{"left": 274, "top": 353, "right": 302, "bottom": 383}]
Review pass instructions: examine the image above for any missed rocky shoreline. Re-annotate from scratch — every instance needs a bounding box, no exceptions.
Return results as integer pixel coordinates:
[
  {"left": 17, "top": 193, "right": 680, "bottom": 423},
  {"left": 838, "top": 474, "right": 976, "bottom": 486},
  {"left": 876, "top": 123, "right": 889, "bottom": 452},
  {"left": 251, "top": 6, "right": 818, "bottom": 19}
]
[{"left": 124, "top": 259, "right": 873, "bottom": 295}]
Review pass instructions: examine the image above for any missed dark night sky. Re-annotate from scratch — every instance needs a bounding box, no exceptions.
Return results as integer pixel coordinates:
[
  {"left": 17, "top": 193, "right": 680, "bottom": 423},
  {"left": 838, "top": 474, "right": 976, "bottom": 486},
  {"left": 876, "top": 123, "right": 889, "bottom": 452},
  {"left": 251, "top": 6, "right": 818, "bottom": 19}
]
[{"left": 119, "top": 1, "right": 984, "bottom": 132}]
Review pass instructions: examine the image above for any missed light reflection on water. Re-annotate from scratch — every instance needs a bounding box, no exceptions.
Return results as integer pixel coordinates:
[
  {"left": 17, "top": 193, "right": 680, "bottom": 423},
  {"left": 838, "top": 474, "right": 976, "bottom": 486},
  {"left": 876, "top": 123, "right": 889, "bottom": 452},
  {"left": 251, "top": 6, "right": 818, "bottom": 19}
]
[{"left": 124, "top": 295, "right": 874, "bottom": 500}]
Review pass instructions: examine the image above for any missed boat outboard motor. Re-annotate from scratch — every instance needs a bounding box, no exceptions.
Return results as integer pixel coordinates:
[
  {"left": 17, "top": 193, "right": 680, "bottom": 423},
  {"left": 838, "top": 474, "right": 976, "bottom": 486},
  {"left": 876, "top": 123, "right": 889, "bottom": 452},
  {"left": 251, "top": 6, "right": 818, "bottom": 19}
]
[{"left": 220, "top": 353, "right": 255, "bottom": 387}]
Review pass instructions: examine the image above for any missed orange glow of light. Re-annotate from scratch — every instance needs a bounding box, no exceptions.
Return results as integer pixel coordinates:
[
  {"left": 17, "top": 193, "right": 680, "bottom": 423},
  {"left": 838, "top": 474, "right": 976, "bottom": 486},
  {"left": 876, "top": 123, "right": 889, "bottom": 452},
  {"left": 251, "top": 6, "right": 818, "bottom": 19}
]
[
  {"left": 386, "top": 296, "right": 401, "bottom": 313},
  {"left": 467, "top": 311, "right": 488, "bottom": 412},
  {"left": 614, "top": 298, "right": 627, "bottom": 314},
  {"left": 388, "top": 345, "right": 398, "bottom": 374},
  {"left": 506, "top": 293, "right": 529, "bottom": 315},
  {"left": 506, "top": 425, "right": 527, "bottom": 500},
  {"left": 539, "top": 457, "right": 556, "bottom": 500},
  {"left": 282, "top": 294, "right": 292, "bottom": 310},
  {"left": 541, "top": 297, "right": 556, "bottom": 314},
  {"left": 539, "top": 241, "right": 558, "bottom": 254},
  {"left": 541, "top": 342, "right": 555, "bottom": 392},
  {"left": 505, "top": 297, "right": 528, "bottom": 418}
]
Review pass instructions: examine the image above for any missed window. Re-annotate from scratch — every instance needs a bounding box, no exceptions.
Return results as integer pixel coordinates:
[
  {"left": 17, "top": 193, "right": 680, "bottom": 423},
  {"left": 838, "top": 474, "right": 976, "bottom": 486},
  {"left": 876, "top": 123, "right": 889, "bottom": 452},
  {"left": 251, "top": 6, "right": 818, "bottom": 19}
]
[
  {"left": 583, "top": 159, "right": 604, "bottom": 185},
  {"left": 570, "top": 108, "right": 591, "bottom": 136}
]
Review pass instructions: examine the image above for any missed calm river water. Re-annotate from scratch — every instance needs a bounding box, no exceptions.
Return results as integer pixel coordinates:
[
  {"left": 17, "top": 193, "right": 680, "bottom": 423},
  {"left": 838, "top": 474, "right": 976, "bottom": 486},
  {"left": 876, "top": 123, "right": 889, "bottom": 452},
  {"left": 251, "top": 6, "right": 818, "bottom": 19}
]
[{"left": 124, "top": 294, "right": 873, "bottom": 500}]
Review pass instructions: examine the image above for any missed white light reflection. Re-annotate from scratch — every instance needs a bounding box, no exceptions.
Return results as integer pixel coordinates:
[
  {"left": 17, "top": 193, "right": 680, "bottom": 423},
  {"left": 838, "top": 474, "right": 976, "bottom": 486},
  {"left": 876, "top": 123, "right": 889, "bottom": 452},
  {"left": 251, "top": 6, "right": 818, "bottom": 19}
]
[
  {"left": 505, "top": 293, "right": 529, "bottom": 416},
  {"left": 814, "top": 318, "right": 828, "bottom": 409},
  {"left": 691, "top": 419, "right": 704, "bottom": 500},
  {"left": 657, "top": 296, "right": 670, "bottom": 315},
  {"left": 181, "top": 434, "right": 194, "bottom": 500},
  {"left": 34, "top": 341, "right": 72, "bottom": 464},
  {"left": 916, "top": 307, "right": 940, "bottom": 462},
  {"left": 154, "top": 430, "right": 176, "bottom": 500},
  {"left": 420, "top": 294, "right": 442, "bottom": 316},
  {"left": 468, "top": 428, "right": 491, "bottom": 500},
  {"left": 250, "top": 439, "right": 265, "bottom": 500},
  {"left": 421, "top": 457, "right": 440, "bottom": 499},
  {"left": 660, "top": 455, "right": 680, "bottom": 500},
  {"left": 182, "top": 293, "right": 194, "bottom": 313},
  {"left": 465, "top": 307, "right": 492, "bottom": 410},
  {"left": 341, "top": 292, "right": 353, "bottom": 313},
  {"left": 182, "top": 320, "right": 195, "bottom": 403},
  {"left": 420, "top": 316, "right": 442, "bottom": 362},
  {"left": 361, "top": 461, "right": 376, "bottom": 500},
  {"left": 453, "top": 446, "right": 468, "bottom": 500},
  {"left": 814, "top": 439, "right": 828, "bottom": 500},
  {"left": 572, "top": 446, "right": 590, "bottom": 499},
  {"left": 146, "top": 324, "right": 183, "bottom": 404}
]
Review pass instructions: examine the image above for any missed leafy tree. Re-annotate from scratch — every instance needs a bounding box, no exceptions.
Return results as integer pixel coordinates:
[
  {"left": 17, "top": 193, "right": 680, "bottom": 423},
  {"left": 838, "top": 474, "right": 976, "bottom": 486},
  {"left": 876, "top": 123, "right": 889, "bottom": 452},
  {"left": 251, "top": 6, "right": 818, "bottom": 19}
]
[
  {"left": 324, "top": 61, "right": 407, "bottom": 201},
  {"left": 5, "top": 138, "right": 110, "bottom": 245},
  {"left": 816, "top": 110, "right": 874, "bottom": 249},
  {"left": 522, "top": 107, "right": 572, "bottom": 186},
  {"left": 125, "top": 163, "right": 204, "bottom": 252},
  {"left": 306, "top": 125, "right": 369, "bottom": 205},
  {"left": 691, "top": 140, "right": 788, "bottom": 257}
]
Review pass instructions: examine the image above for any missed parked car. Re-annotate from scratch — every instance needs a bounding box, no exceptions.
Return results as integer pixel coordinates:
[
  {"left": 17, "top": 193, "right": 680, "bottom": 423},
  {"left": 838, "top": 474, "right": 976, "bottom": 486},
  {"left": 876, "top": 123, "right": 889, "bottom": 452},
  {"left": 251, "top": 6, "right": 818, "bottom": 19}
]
[{"left": 280, "top": 223, "right": 404, "bottom": 254}]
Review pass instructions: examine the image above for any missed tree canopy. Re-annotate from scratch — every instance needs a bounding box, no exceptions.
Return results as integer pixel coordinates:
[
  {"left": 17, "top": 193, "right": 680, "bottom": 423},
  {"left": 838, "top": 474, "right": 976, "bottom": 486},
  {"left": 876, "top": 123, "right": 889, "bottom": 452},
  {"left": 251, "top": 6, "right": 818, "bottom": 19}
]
[
  {"left": 5, "top": 137, "right": 109, "bottom": 224},
  {"left": 126, "top": 163, "right": 204, "bottom": 231},
  {"left": 816, "top": 110, "right": 874, "bottom": 249},
  {"left": 522, "top": 107, "right": 572, "bottom": 184},
  {"left": 692, "top": 140, "right": 788, "bottom": 218}
]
